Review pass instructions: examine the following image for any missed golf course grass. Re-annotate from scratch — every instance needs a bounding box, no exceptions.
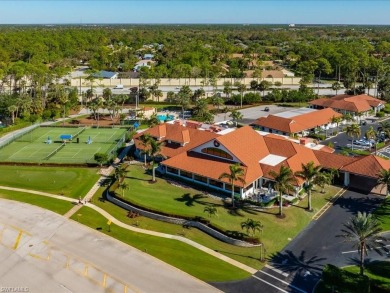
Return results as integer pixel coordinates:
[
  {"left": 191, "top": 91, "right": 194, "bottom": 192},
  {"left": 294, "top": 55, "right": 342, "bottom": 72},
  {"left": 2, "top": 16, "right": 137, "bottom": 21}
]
[
  {"left": 0, "top": 165, "right": 100, "bottom": 198},
  {"left": 71, "top": 206, "right": 251, "bottom": 282}
]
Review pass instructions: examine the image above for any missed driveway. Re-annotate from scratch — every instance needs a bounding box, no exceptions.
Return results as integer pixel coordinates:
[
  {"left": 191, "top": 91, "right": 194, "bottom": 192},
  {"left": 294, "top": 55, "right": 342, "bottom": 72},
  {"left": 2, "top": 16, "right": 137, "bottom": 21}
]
[
  {"left": 212, "top": 189, "right": 389, "bottom": 293},
  {"left": 0, "top": 199, "right": 218, "bottom": 293}
]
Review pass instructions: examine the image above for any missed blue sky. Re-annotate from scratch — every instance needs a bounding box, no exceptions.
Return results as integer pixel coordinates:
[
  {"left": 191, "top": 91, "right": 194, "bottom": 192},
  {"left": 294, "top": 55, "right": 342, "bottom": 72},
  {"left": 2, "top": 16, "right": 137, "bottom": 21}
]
[{"left": 1, "top": 1, "right": 389, "bottom": 25}]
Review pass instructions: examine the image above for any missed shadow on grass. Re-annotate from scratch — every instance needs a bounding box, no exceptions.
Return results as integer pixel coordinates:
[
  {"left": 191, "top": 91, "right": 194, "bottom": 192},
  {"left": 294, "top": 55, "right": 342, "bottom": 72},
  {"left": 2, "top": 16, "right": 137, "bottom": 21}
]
[
  {"left": 127, "top": 176, "right": 150, "bottom": 182},
  {"left": 175, "top": 193, "right": 215, "bottom": 207},
  {"left": 215, "top": 249, "right": 261, "bottom": 261}
]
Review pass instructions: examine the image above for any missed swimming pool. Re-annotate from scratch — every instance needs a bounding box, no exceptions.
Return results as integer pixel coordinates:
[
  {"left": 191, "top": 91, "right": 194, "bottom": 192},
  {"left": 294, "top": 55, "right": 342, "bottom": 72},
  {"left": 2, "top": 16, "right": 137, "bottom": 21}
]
[{"left": 157, "top": 114, "right": 175, "bottom": 121}]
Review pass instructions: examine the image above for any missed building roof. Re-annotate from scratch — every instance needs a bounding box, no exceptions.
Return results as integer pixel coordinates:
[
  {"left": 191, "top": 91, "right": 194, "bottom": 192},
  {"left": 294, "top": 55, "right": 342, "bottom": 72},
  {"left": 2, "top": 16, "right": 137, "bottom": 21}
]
[
  {"left": 252, "top": 108, "right": 342, "bottom": 134},
  {"left": 313, "top": 150, "right": 358, "bottom": 170},
  {"left": 261, "top": 70, "right": 285, "bottom": 78},
  {"left": 92, "top": 70, "right": 117, "bottom": 79},
  {"left": 341, "top": 155, "right": 390, "bottom": 178},
  {"left": 134, "top": 123, "right": 218, "bottom": 158},
  {"left": 309, "top": 94, "right": 384, "bottom": 113}
]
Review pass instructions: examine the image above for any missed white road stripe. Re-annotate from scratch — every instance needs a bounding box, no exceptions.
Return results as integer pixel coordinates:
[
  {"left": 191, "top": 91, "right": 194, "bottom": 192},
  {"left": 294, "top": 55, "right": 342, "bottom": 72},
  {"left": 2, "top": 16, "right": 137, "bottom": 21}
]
[
  {"left": 252, "top": 275, "right": 288, "bottom": 293},
  {"left": 258, "top": 270, "right": 307, "bottom": 293},
  {"left": 341, "top": 244, "right": 390, "bottom": 254},
  {"left": 265, "top": 264, "right": 289, "bottom": 277}
]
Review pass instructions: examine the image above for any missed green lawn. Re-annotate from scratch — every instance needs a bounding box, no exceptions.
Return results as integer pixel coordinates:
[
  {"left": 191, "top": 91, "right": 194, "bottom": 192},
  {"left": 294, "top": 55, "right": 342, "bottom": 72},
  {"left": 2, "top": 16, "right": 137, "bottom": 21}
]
[
  {"left": 72, "top": 206, "right": 250, "bottom": 282},
  {"left": 93, "top": 186, "right": 262, "bottom": 269},
  {"left": 0, "top": 165, "right": 100, "bottom": 199},
  {"left": 344, "top": 261, "right": 390, "bottom": 291},
  {"left": 0, "top": 189, "right": 74, "bottom": 215},
  {"left": 374, "top": 197, "right": 390, "bottom": 231},
  {"left": 112, "top": 165, "right": 340, "bottom": 266}
]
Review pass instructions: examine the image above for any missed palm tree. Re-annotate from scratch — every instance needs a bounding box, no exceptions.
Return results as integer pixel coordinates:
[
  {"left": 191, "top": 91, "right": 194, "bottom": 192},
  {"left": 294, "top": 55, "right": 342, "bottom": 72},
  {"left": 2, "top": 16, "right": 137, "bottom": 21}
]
[
  {"left": 118, "top": 181, "right": 129, "bottom": 198},
  {"left": 338, "top": 212, "right": 387, "bottom": 276},
  {"left": 140, "top": 134, "right": 153, "bottom": 166},
  {"left": 7, "top": 105, "right": 17, "bottom": 124},
  {"left": 114, "top": 165, "right": 128, "bottom": 182},
  {"left": 376, "top": 169, "right": 390, "bottom": 196},
  {"left": 229, "top": 109, "right": 243, "bottom": 126},
  {"left": 203, "top": 206, "right": 218, "bottom": 218},
  {"left": 330, "top": 115, "right": 342, "bottom": 134},
  {"left": 295, "top": 161, "right": 322, "bottom": 211},
  {"left": 241, "top": 218, "right": 264, "bottom": 237},
  {"left": 146, "top": 139, "right": 164, "bottom": 182},
  {"left": 346, "top": 123, "right": 361, "bottom": 151},
  {"left": 219, "top": 163, "right": 246, "bottom": 208},
  {"left": 269, "top": 165, "right": 296, "bottom": 217},
  {"left": 365, "top": 126, "right": 377, "bottom": 154},
  {"left": 313, "top": 172, "right": 331, "bottom": 193}
]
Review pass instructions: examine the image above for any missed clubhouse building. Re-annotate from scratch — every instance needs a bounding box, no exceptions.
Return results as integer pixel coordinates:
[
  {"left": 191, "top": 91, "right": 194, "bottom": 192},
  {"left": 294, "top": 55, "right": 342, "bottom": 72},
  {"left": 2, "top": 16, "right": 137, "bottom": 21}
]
[{"left": 134, "top": 121, "right": 390, "bottom": 198}]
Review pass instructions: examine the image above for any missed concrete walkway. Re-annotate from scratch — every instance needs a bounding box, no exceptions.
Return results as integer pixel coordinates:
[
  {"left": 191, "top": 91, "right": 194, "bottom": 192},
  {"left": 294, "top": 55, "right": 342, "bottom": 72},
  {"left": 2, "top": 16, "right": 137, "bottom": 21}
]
[{"left": 0, "top": 185, "right": 257, "bottom": 274}]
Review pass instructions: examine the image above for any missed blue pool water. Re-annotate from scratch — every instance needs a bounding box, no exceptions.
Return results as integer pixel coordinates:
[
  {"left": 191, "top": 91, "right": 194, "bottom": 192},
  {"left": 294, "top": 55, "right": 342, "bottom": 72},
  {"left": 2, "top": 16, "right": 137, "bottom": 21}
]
[{"left": 157, "top": 114, "right": 175, "bottom": 121}]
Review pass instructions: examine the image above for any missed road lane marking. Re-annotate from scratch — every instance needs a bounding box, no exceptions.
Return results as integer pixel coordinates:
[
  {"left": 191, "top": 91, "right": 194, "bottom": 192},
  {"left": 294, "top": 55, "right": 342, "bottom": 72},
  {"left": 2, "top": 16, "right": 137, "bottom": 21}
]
[
  {"left": 252, "top": 275, "right": 288, "bottom": 293},
  {"left": 313, "top": 188, "right": 347, "bottom": 220},
  {"left": 265, "top": 264, "right": 289, "bottom": 277},
  {"left": 342, "top": 244, "right": 390, "bottom": 254},
  {"left": 258, "top": 270, "right": 307, "bottom": 293}
]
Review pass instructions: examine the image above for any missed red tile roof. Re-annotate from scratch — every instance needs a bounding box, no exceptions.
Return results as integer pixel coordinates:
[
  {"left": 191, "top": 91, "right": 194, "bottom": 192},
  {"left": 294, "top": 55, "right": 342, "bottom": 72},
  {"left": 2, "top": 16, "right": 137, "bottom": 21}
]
[
  {"left": 341, "top": 155, "right": 390, "bottom": 178},
  {"left": 252, "top": 108, "right": 342, "bottom": 134},
  {"left": 309, "top": 94, "right": 384, "bottom": 113},
  {"left": 134, "top": 123, "right": 218, "bottom": 158}
]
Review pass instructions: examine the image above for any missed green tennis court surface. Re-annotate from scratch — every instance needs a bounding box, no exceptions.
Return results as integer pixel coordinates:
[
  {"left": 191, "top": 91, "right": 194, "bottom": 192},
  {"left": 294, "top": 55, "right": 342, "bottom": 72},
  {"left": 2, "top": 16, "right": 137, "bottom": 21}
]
[{"left": 0, "top": 127, "right": 127, "bottom": 164}]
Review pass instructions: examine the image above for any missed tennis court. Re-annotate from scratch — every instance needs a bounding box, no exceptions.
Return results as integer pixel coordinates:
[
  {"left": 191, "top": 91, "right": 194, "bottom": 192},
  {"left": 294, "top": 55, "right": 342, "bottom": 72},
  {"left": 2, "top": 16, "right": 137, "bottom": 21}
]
[{"left": 0, "top": 127, "right": 127, "bottom": 164}]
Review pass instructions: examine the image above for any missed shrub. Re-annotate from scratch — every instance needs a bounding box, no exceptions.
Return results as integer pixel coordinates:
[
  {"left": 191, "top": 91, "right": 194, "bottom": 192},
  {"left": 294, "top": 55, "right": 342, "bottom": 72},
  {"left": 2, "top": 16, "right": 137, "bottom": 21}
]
[{"left": 376, "top": 111, "right": 385, "bottom": 118}]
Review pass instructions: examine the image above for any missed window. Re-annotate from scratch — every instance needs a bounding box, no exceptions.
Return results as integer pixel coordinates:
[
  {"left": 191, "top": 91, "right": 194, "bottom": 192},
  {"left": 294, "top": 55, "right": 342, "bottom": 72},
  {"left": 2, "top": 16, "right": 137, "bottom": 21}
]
[
  {"left": 166, "top": 167, "right": 178, "bottom": 174},
  {"left": 194, "top": 174, "right": 208, "bottom": 183},
  {"left": 201, "top": 147, "right": 233, "bottom": 160},
  {"left": 180, "top": 170, "right": 192, "bottom": 179},
  {"left": 209, "top": 179, "right": 224, "bottom": 189}
]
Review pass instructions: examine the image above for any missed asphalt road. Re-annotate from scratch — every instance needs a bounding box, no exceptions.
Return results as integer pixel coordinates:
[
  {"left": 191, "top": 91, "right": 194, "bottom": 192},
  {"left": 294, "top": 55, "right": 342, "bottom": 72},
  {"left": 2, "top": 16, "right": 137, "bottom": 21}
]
[
  {"left": 212, "top": 190, "right": 389, "bottom": 293},
  {"left": 0, "top": 199, "right": 218, "bottom": 293},
  {"left": 322, "top": 117, "right": 388, "bottom": 153}
]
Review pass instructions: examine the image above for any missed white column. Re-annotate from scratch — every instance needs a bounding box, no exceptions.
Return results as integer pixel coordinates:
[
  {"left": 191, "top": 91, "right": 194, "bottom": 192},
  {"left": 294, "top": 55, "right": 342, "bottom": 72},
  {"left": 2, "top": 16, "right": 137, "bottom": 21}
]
[{"left": 344, "top": 172, "right": 350, "bottom": 186}]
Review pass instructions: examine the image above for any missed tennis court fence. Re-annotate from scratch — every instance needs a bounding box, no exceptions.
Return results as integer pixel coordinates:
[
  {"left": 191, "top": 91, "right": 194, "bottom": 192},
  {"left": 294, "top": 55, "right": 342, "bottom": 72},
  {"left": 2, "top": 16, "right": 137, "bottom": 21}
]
[{"left": 0, "top": 124, "right": 40, "bottom": 149}]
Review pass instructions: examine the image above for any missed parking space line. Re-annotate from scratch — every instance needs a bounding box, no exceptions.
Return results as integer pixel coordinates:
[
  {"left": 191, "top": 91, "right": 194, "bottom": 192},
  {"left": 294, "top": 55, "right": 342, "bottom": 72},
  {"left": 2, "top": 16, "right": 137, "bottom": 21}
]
[
  {"left": 342, "top": 244, "right": 390, "bottom": 254},
  {"left": 265, "top": 264, "right": 289, "bottom": 277},
  {"left": 258, "top": 270, "right": 306, "bottom": 293},
  {"left": 252, "top": 275, "right": 289, "bottom": 293}
]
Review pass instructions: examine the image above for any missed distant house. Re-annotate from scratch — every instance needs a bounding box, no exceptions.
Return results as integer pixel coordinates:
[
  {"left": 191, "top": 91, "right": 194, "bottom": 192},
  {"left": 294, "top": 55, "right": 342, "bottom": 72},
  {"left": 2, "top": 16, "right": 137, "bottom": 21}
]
[
  {"left": 308, "top": 94, "right": 385, "bottom": 117},
  {"left": 93, "top": 70, "right": 118, "bottom": 79},
  {"left": 133, "top": 60, "right": 155, "bottom": 71},
  {"left": 251, "top": 108, "right": 342, "bottom": 137},
  {"left": 143, "top": 54, "right": 154, "bottom": 60}
]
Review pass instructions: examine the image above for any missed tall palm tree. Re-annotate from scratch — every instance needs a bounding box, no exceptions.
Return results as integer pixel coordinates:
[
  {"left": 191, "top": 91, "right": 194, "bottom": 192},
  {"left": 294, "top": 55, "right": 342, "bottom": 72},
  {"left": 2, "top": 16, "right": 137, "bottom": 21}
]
[
  {"left": 330, "top": 115, "right": 342, "bottom": 134},
  {"left": 140, "top": 133, "right": 152, "bottom": 166},
  {"left": 146, "top": 139, "right": 164, "bottom": 182},
  {"left": 269, "top": 165, "right": 296, "bottom": 217},
  {"left": 376, "top": 169, "right": 390, "bottom": 196},
  {"left": 338, "top": 212, "right": 387, "bottom": 276},
  {"left": 313, "top": 172, "right": 331, "bottom": 193},
  {"left": 365, "top": 126, "right": 377, "bottom": 154},
  {"left": 118, "top": 181, "right": 129, "bottom": 198},
  {"left": 346, "top": 123, "right": 361, "bottom": 151},
  {"left": 229, "top": 109, "right": 243, "bottom": 126},
  {"left": 295, "top": 161, "right": 322, "bottom": 211},
  {"left": 219, "top": 163, "right": 246, "bottom": 208},
  {"left": 241, "top": 218, "right": 264, "bottom": 237}
]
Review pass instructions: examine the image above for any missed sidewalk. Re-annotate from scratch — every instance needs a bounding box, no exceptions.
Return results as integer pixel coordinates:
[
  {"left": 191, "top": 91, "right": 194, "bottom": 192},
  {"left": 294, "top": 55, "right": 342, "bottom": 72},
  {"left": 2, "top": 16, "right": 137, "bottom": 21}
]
[{"left": 0, "top": 185, "right": 257, "bottom": 274}]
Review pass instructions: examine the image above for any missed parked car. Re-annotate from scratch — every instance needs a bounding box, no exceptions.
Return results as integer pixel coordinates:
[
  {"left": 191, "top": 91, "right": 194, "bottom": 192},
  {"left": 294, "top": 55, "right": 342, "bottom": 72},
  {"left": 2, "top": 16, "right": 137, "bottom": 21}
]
[
  {"left": 264, "top": 107, "right": 270, "bottom": 112},
  {"left": 360, "top": 120, "right": 367, "bottom": 126}
]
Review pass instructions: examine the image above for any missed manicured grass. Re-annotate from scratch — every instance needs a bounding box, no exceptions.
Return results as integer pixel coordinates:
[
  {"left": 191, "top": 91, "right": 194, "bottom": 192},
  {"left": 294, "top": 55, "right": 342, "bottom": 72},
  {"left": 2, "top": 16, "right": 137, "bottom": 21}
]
[
  {"left": 71, "top": 206, "right": 250, "bottom": 282},
  {"left": 0, "top": 165, "right": 100, "bottom": 199},
  {"left": 92, "top": 186, "right": 262, "bottom": 269},
  {"left": 115, "top": 165, "right": 341, "bottom": 264},
  {"left": 0, "top": 189, "right": 74, "bottom": 215},
  {"left": 344, "top": 261, "right": 390, "bottom": 291},
  {"left": 374, "top": 197, "right": 390, "bottom": 231}
]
